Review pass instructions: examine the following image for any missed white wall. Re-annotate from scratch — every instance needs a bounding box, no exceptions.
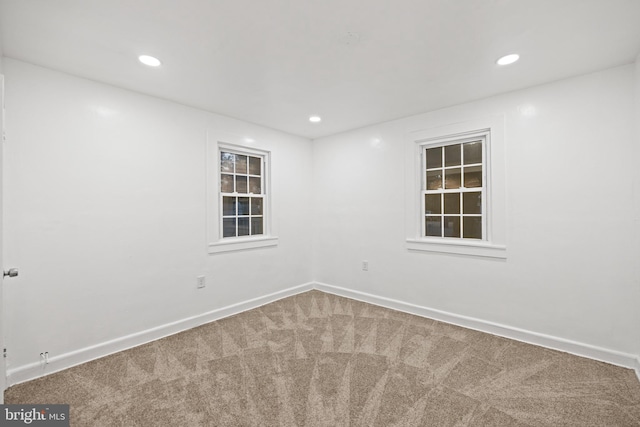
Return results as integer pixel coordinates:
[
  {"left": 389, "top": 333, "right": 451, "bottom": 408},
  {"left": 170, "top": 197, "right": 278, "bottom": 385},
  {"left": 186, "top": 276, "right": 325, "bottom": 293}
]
[
  {"left": 0, "top": 21, "right": 6, "bottom": 399},
  {"left": 312, "top": 64, "right": 640, "bottom": 358},
  {"left": 635, "top": 54, "right": 640, "bottom": 358},
  {"left": 0, "top": 26, "right": 3, "bottom": 71},
  {"left": 2, "top": 59, "right": 313, "bottom": 376}
]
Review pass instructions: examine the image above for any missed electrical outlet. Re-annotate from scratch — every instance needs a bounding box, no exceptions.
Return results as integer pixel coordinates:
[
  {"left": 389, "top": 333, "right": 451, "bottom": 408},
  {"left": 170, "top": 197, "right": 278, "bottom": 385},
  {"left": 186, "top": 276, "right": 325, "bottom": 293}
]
[
  {"left": 362, "top": 261, "right": 369, "bottom": 271},
  {"left": 197, "top": 276, "right": 206, "bottom": 289}
]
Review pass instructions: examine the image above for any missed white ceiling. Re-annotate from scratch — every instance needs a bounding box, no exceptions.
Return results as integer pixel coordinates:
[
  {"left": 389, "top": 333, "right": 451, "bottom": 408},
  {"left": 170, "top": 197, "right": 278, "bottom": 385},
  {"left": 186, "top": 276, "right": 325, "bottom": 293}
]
[{"left": 1, "top": 0, "right": 639, "bottom": 139}]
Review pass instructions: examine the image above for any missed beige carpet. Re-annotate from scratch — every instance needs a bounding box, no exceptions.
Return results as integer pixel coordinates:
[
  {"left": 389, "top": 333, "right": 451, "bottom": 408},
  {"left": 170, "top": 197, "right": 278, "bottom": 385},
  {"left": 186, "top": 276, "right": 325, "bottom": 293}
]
[{"left": 5, "top": 290, "right": 640, "bottom": 426}]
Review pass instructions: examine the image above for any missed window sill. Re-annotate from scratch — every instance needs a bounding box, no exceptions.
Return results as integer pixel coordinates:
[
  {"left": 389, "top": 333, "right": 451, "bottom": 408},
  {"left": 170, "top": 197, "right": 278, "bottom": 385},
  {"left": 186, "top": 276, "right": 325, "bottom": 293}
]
[
  {"left": 406, "top": 238, "right": 507, "bottom": 259},
  {"left": 208, "top": 236, "right": 279, "bottom": 254}
]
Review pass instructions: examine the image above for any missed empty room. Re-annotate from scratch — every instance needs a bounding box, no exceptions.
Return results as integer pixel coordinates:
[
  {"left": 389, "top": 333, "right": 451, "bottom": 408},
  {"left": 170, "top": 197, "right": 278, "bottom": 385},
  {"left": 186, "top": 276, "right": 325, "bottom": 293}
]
[{"left": 1, "top": 0, "right": 640, "bottom": 425}]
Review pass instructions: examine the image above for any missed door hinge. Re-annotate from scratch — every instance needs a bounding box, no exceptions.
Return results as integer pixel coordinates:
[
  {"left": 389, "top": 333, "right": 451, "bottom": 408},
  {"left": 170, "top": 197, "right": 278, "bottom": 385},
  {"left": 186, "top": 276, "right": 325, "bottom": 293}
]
[{"left": 3, "top": 348, "right": 6, "bottom": 358}]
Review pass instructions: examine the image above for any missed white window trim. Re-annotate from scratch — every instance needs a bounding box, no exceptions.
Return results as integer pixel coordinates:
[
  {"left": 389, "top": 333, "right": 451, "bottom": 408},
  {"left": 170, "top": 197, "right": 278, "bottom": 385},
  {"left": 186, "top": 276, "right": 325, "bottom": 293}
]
[
  {"left": 405, "top": 116, "right": 507, "bottom": 259},
  {"left": 206, "top": 131, "right": 278, "bottom": 254}
]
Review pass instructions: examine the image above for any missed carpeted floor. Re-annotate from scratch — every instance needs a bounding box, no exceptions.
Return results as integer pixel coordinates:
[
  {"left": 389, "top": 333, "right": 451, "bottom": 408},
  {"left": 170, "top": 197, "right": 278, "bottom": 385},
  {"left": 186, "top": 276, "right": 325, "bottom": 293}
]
[{"left": 5, "top": 290, "right": 640, "bottom": 426}]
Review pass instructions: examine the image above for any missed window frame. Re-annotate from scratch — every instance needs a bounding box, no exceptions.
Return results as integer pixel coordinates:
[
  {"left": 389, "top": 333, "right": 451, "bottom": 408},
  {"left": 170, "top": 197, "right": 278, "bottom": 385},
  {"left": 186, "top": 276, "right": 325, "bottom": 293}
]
[
  {"left": 207, "top": 134, "right": 278, "bottom": 254},
  {"left": 405, "top": 117, "right": 507, "bottom": 259},
  {"left": 421, "top": 132, "right": 488, "bottom": 241}
]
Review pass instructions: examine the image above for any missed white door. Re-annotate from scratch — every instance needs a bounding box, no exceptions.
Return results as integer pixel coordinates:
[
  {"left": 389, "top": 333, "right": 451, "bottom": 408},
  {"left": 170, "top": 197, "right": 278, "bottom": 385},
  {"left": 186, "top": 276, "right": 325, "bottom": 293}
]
[{"left": 0, "top": 73, "right": 6, "bottom": 402}]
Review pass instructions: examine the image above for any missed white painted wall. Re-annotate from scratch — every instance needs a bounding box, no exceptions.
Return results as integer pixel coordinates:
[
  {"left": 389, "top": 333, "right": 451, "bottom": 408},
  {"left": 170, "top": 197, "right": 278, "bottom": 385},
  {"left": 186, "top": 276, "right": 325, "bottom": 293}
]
[
  {"left": 312, "top": 64, "right": 640, "bottom": 357},
  {"left": 635, "top": 54, "right": 640, "bottom": 360},
  {"left": 0, "top": 27, "right": 6, "bottom": 399},
  {"left": 2, "top": 59, "right": 313, "bottom": 376}
]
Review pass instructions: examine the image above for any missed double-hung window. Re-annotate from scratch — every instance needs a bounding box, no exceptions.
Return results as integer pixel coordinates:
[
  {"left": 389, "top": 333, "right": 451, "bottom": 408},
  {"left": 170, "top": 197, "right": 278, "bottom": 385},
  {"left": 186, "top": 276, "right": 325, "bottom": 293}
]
[
  {"left": 406, "top": 117, "right": 506, "bottom": 258},
  {"left": 220, "top": 151, "right": 265, "bottom": 238},
  {"left": 423, "top": 137, "right": 485, "bottom": 239},
  {"left": 207, "top": 136, "right": 277, "bottom": 254}
]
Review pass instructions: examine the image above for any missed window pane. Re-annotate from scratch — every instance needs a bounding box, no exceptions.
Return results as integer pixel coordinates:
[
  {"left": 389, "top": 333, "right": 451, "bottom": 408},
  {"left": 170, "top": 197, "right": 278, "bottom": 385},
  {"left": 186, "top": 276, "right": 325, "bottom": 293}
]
[
  {"left": 464, "top": 165, "right": 482, "bottom": 188},
  {"left": 463, "top": 141, "right": 482, "bottom": 165},
  {"left": 445, "top": 168, "right": 461, "bottom": 189},
  {"left": 444, "top": 216, "right": 460, "bottom": 237},
  {"left": 221, "top": 152, "right": 235, "bottom": 173},
  {"left": 426, "top": 170, "right": 443, "bottom": 190},
  {"left": 235, "top": 155, "right": 248, "bottom": 174},
  {"left": 222, "top": 197, "right": 236, "bottom": 216},
  {"left": 238, "top": 197, "right": 250, "bottom": 215},
  {"left": 221, "top": 174, "right": 234, "bottom": 193},
  {"left": 444, "top": 193, "right": 460, "bottom": 214},
  {"left": 238, "top": 217, "right": 250, "bottom": 236},
  {"left": 251, "top": 198, "right": 263, "bottom": 215},
  {"left": 463, "top": 192, "right": 482, "bottom": 214},
  {"left": 235, "top": 175, "right": 248, "bottom": 194},
  {"left": 249, "top": 177, "right": 261, "bottom": 194},
  {"left": 463, "top": 217, "right": 482, "bottom": 239},
  {"left": 444, "top": 144, "right": 461, "bottom": 167},
  {"left": 223, "top": 218, "right": 236, "bottom": 237},
  {"left": 426, "top": 216, "right": 442, "bottom": 237},
  {"left": 249, "top": 157, "right": 261, "bottom": 175},
  {"left": 426, "top": 147, "right": 442, "bottom": 169},
  {"left": 251, "top": 217, "right": 263, "bottom": 235},
  {"left": 425, "top": 194, "right": 441, "bottom": 215}
]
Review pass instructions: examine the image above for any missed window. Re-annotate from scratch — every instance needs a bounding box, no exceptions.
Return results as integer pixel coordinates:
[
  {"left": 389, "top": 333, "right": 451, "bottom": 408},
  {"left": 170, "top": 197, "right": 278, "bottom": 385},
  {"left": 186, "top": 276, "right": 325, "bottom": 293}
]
[
  {"left": 207, "top": 134, "right": 277, "bottom": 254},
  {"left": 405, "top": 117, "right": 506, "bottom": 258},
  {"left": 220, "top": 151, "right": 265, "bottom": 238},
  {"left": 423, "top": 137, "right": 485, "bottom": 240}
]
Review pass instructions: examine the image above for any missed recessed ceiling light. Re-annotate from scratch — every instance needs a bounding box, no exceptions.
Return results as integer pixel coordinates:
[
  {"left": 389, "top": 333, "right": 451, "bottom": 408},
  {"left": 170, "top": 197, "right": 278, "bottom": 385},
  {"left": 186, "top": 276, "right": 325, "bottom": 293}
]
[
  {"left": 309, "top": 115, "right": 322, "bottom": 123},
  {"left": 138, "top": 55, "right": 162, "bottom": 67},
  {"left": 496, "top": 54, "right": 519, "bottom": 66}
]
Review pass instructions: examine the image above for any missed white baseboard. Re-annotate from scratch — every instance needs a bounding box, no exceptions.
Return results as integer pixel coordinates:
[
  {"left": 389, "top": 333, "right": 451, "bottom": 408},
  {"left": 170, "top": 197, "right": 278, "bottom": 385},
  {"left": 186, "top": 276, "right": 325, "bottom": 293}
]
[
  {"left": 314, "top": 282, "right": 640, "bottom": 376},
  {"left": 7, "top": 281, "right": 640, "bottom": 387},
  {"left": 7, "top": 282, "right": 314, "bottom": 387}
]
